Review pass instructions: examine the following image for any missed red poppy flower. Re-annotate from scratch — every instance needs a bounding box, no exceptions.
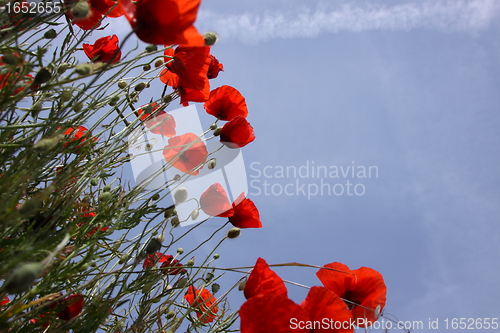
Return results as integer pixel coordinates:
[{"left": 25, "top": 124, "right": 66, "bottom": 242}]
[
  {"left": 119, "top": 0, "right": 205, "bottom": 46},
  {"left": 204, "top": 85, "right": 248, "bottom": 121},
  {"left": 160, "top": 46, "right": 212, "bottom": 106},
  {"left": 143, "top": 252, "right": 167, "bottom": 269},
  {"left": 160, "top": 255, "right": 186, "bottom": 275},
  {"left": 316, "top": 262, "right": 386, "bottom": 327},
  {"left": 63, "top": 126, "right": 97, "bottom": 150},
  {"left": 65, "top": 0, "right": 103, "bottom": 30},
  {"left": 243, "top": 258, "right": 287, "bottom": 300},
  {"left": 1, "top": 296, "right": 9, "bottom": 307},
  {"left": 184, "top": 286, "right": 218, "bottom": 323},
  {"left": 0, "top": 72, "right": 34, "bottom": 96},
  {"left": 162, "top": 133, "right": 208, "bottom": 175},
  {"left": 83, "top": 35, "right": 122, "bottom": 64},
  {"left": 51, "top": 294, "right": 84, "bottom": 321},
  {"left": 240, "top": 258, "right": 354, "bottom": 333},
  {"left": 76, "top": 209, "right": 108, "bottom": 237},
  {"left": 92, "top": 0, "right": 124, "bottom": 17},
  {"left": 227, "top": 193, "right": 262, "bottom": 229},
  {"left": 199, "top": 183, "right": 233, "bottom": 217},
  {"left": 137, "top": 103, "right": 176, "bottom": 137},
  {"left": 207, "top": 55, "right": 223, "bottom": 79},
  {"left": 219, "top": 116, "right": 255, "bottom": 149}
]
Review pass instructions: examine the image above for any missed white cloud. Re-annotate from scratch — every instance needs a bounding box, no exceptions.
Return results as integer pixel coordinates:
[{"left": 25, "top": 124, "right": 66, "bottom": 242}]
[{"left": 196, "top": 0, "right": 500, "bottom": 43}]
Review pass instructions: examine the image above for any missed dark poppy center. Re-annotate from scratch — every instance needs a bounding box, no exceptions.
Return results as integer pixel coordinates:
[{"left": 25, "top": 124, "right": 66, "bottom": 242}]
[{"left": 342, "top": 290, "right": 362, "bottom": 310}]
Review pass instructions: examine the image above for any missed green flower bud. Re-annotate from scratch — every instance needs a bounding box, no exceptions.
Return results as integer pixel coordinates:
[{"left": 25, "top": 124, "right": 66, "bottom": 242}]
[
  {"left": 61, "top": 90, "right": 72, "bottom": 102},
  {"left": 207, "top": 159, "right": 216, "bottom": 170},
  {"left": 211, "top": 283, "right": 220, "bottom": 294},
  {"left": 176, "top": 277, "right": 188, "bottom": 288},
  {"left": 164, "top": 205, "right": 176, "bottom": 219},
  {"left": 73, "top": 101, "right": 84, "bottom": 112},
  {"left": 34, "top": 68, "right": 52, "bottom": 84},
  {"left": 99, "top": 192, "right": 112, "bottom": 202},
  {"left": 72, "top": 1, "right": 90, "bottom": 19},
  {"left": 227, "top": 227, "right": 241, "bottom": 239},
  {"left": 176, "top": 247, "right": 184, "bottom": 254},
  {"left": 135, "top": 82, "right": 146, "bottom": 91},
  {"left": 145, "top": 44, "right": 158, "bottom": 53},
  {"left": 238, "top": 280, "right": 246, "bottom": 291},
  {"left": 171, "top": 216, "right": 180, "bottom": 228},
  {"left": 213, "top": 126, "right": 222, "bottom": 136},
  {"left": 3, "top": 262, "right": 42, "bottom": 294},
  {"left": 103, "top": 184, "right": 112, "bottom": 192},
  {"left": 90, "top": 178, "right": 98, "bottom": 186},
  {"left": 203, "top": 32, "right": 219, "bottom": 46},
  {"left": 174, "top": 187, "right": 188, "bottom": 204},
  {"left": 186, "top": 259, "right": 195, "bottom": 266},
  {"left": 57, "top": 63, "right": 70, "bottom": 74},
  {"left": 154, "top": 59, "right": 164, "bottom": 67},
  {"left": 44, "top": 29, "right": 57, "bottom": 39},
  {"left": 75, "top": 64, "right": 92, "bottom": 76},
  {"left": 1, "top": 54, "right": 18, "bottom": 66},
  {"left": 33, "top": 137, "right": 57, "bottom": 152},
  {"left": 163, "top": 95, "right": 173, "bottom": 103},
  {"left": 118, "top": 254, "right": 129, "bottom": 264},
  {"left": 209, "top": 123, "right": 218, "bottom": 130},
  {"left": 213, "top": 253, "right": 220, "bottom": 260},
  {"left": 30, "top": 102, "right": 43, "bottom": 117},
  {"left": 166, "top": 310, "right": 175, "bottom": 319},
  {"left": 117, "top": 80, "right": 127, "bottom": 89},
  {"left": 191, "top": 208, "right": 199, "bottom": 220},
  {"left": 143, "top": 64, "right": 151, "bottom": 71},
  {"left": 142, "top": 282, "right": 154, "bottom": 294},
  {"left": 205, "top": 272, "right": 214, "bottom": 282},
  {"left": 151, "top": 193, "right": 160, "bottom": 201}
]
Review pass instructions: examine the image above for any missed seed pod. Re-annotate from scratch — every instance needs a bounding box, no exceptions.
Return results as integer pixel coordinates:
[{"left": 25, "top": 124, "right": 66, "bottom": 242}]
[
  {"left": 211, "top": 283, "right": 220, "bottom": 294},
  {"left": 3, "top": 262, "right": 43, "bottom": 294},
  {"left": 205, "top": 272, "right": 214, "bottom": 282}
]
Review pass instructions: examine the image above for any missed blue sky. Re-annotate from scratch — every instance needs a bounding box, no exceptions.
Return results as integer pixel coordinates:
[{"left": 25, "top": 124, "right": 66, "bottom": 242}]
[{"left": 104, "top": 0, "right": 500, "bottom": 331}]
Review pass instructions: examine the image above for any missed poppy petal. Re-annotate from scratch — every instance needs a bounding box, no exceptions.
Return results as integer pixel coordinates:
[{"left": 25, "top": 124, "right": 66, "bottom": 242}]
[
  {"left": 244, "top": 258, "right": 287, "bottom": 299},
  {"left": 200, "top": 183, "right": 234, "bottom": 217}
]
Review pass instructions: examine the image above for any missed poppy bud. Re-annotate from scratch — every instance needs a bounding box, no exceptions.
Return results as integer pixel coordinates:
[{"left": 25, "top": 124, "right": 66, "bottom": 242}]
[
  {"left": 207, "top": 159, "right": 216, "bottom": 169},
  {"left": 142, "top": 282, "right": 154, "bottom": 294},
  {"left": 163, "top": 95, "right": 172, "bottom": 103},
  {"left": 145, "top": 44, "right": 158, "bottom": 53},
  {"left": 151, "top": 193, "right": 160, "bottom": 201},
  {"left": 3, "top": 262, "right": 42, "bottom": 294},
  {"left": 103, "top": 184, "right": 111, "bottom": 192},
  {"left": 209, "top": 123, "right": 218, "bottom": 130},
  {"left": 154, "top": 59, "right": 163, "bottom": 68},
  {"left": 213, "top": 253, "right": 220, "bottom": 260},
  {"left": 30, "top": 102, "right": 43, "bottom": 117},
  {"left": 177, "top": 247, "right": 184, "bottom": 254},
  {"left": 143, "top": 64, "right": 151, "bottom": 71},
  {"left": 99, "top": 192, "right": 112, "bottom": 202},
  {"left": 134, "top": 82, "right": 146, "bottom": 91},
  {"left": 203, "top": 32, "right": 219, "bottom": 46},
  {"left": 186, "top": 259, "right": 195, "bottom": 266},
  {"left": 90, "top": 178, "right": 98, "bottom": 186},
  {"left": 33, "top": 137, "right": 57, "bottom": 152},
  {"left": 61, "top": 90, "right": 73, "bottom": 102},
  {"left": 1, "top": 54, "right": 18, "bottom": 66},
  {"left": 213, "top": 126, "right": 222, "bottom": 136},
  {"left": 174, "top": 187, "right": 188, "bottom": 204},
  {"left": 191, "top": 208, "right": 199, "bottom": 220},
  {"left": 119, "top": 254, "right": 129, "bottom": 264},
  {"left": 44, "top": 29, "right": 57, "bottom": 39},
  {"left": 18, "top": 198, "right": 40, "bottom": 217},
  {"left": 34, "top": 68, "right": 52, "bottom": 84},
  {"left": 164, "top": 205, "right": 176, "bottom": 218},
  {"left": 74, "top": 64, "right": 92, "bottom": 76},
  {"left": 176, "top": 278, "right": 188, "bottom": 288},
  {"left": 74, "top": 102, "right": 84, "bottom": 112},
  {"left": 57, "top": 63, "right": 70, "bottom": 74},
  {"left": 211, "top": 283, "right": 220, "bottom": 294},
  {"left": 166, "top": 310, "right": 175, "bottom": 319},
  {"left": 171, "top": 216, "right": 180, "bottom": 227},
  {"left": 117, "top": 80, "right": 127, "bottom": 89},
  {"left": 226, "top": 227, "right": 241, "bottom": 239},
  {"left": 145, "top": 238, "right": 162, "bottom": 254},
  {"left": 205, "top": 272, "right": 214, "bottom": 282},
  {"left": 238, "top": 280, "right": 246, "bottom": 291},
  {"left": 72, "top": 1, "right": 90, "bottom": 19}
]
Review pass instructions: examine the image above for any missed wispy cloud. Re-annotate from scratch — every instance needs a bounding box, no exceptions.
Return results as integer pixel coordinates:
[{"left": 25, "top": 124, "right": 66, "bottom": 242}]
[{"left": 197, "top": 0, "right": 500, "bottom": 43}]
